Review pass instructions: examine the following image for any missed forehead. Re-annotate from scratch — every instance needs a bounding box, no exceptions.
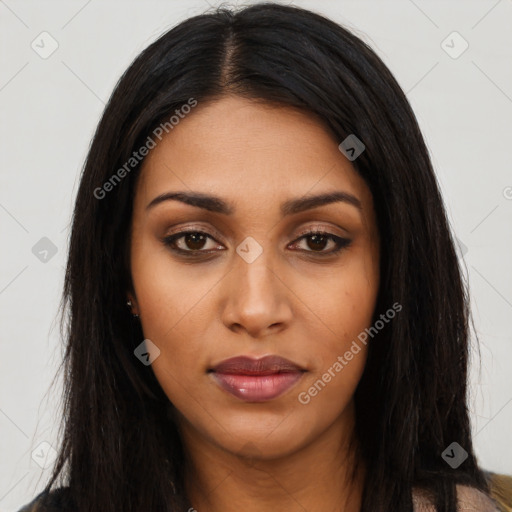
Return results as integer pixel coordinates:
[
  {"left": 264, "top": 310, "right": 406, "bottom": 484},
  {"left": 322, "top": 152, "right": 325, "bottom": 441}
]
[{"left": 134, "top": 95, "right": 372, "bottom": 215}]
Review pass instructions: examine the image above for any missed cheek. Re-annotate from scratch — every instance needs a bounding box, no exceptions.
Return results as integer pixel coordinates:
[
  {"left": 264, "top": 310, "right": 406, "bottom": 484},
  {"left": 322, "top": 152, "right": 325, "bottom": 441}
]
[
  {"left": 294, "top": 255, "right": 377, "bottom": 406},
  {"left": 130, "top": 232, "right": 216, "bottom": 341},
  {"left": 296, "top": 290, "right": 371, "bottom": 413},
  {"left": 299, "top": 253, "right": 378, "bottom": 342},
  {"left": 129, "top": 237, "right": 208, "bottom": 398}
]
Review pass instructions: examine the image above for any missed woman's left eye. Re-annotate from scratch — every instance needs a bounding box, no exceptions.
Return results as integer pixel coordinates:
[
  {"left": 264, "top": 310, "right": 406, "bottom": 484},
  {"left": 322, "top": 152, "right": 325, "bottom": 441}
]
[
  {"left": 290, "top": 230, "right": 351, "bottom": 255},
  {"left": 162, "top": 230, "right": 351, "bottom": 257}
]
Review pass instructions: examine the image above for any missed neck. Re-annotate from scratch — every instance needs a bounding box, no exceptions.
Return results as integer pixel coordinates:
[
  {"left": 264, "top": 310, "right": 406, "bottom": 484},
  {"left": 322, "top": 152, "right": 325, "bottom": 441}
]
[{"left": 180, "top": 402, "right": 365, "bottom": 512}]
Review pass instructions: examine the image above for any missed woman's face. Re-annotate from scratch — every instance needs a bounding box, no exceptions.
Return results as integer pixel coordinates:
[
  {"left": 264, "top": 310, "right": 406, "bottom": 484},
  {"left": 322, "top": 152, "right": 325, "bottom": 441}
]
[{"left": 129, "top": 95, "right": 380, "bottom": 460}]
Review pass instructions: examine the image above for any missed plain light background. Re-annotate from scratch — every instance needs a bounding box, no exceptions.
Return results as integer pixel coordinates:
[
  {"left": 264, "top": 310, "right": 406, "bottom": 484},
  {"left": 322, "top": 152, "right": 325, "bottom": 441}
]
[{"left": 1, "top": 0, "right": 511, "bottom": 510}]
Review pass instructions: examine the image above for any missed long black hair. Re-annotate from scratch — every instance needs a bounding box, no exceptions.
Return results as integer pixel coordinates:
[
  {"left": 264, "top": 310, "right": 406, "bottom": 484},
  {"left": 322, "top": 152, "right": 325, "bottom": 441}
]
[{"left": 39, "top": 3, "right": 490, "bottom": 510}]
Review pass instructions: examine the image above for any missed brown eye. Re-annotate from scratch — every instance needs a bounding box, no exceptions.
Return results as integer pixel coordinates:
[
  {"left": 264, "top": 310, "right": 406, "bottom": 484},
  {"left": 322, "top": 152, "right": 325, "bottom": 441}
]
[
  {"left": 163, "top": 231, "right": 222, "bottom": 254},
  {"left": 304, "top": 233, "right": 331, "bottom": 251},
  {"left": 290, "top": 231, "right": 351, "bottom": 256}
]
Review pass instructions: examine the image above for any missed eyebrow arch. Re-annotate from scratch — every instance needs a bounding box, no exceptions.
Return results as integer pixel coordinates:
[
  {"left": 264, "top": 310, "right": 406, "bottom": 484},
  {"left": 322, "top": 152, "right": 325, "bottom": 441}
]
[{"left": 145, "top": 190, "right": 362, "bottom": 216}]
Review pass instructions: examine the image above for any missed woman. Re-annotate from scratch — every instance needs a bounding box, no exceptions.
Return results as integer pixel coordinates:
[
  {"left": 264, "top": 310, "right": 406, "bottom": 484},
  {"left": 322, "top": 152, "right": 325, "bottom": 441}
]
[{"left": 17, "top": 3, "right": 512, "bottom": 511}]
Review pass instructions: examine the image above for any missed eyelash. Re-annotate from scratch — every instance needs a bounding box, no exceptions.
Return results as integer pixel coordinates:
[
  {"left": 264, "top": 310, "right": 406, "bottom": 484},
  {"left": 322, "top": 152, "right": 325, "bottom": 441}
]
[{"left": 162, "top": 227, "right": 351, "bottom": 258}]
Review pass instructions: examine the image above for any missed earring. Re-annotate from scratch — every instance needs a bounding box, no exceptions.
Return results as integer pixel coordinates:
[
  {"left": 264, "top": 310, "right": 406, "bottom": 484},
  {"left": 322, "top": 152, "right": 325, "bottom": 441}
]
[{"left": 126, "top": 300, "right": 139, "bottom": 318}]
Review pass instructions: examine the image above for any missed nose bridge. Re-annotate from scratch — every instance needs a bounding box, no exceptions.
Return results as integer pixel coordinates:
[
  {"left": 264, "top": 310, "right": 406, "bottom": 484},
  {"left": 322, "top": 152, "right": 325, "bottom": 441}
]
[
  {"left": 234, "top": 235, "right": 279, "bottom": 298},
  {"left": 222, "top": 235, "right": 291, "bottom": 333}
]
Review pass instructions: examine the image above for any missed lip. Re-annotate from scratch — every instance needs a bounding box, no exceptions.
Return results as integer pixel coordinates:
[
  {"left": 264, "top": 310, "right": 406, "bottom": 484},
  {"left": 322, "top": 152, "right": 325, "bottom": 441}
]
[{"left": 209, "top": 355, "right": 305, "bottom": 402}]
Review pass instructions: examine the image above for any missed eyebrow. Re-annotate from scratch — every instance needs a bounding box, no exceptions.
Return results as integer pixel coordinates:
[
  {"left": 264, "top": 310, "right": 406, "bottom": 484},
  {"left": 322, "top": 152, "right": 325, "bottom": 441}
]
[{"left": 145, "top": 190, "right": 362, "bottom": 216}]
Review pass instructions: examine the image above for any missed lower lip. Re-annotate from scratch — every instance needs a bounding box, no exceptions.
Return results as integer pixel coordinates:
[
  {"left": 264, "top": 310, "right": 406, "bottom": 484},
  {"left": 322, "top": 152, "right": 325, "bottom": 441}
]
[{"left": 211, "top": 372, "right": 304, "bottom": 402}]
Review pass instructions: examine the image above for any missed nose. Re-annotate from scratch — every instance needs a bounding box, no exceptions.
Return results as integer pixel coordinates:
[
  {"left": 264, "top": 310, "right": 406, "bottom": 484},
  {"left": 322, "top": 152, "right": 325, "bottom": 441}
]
[{"left": 220, "top": 245, "right": 293, "bottom": 338}]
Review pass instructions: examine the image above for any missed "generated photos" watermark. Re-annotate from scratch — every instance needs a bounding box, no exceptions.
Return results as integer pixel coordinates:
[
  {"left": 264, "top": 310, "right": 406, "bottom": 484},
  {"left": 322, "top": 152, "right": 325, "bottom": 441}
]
[{"left": 298, "top": 302, "right": 402, "bottom": 405}]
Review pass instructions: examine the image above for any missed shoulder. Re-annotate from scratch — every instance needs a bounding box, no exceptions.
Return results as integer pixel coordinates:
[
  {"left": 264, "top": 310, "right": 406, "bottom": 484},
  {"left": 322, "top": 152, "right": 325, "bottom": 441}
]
[
  {"left": 16, "top": 487, "right": 72, "bottom": 512},
  {"left": 455, "top": 484, "right": 501, "bottom": 511},
  {"left": 412, "top": 480, "right": 505, "bottom": 512},
  {"left": 486, "top": 472, "right": 512, "bottom": 512}
]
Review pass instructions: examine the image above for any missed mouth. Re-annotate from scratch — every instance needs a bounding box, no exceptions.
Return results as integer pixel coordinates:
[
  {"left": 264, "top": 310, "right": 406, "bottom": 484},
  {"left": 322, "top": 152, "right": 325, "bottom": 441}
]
[{"left": 208, "top": 355, "right": 306, "bottom": 402}]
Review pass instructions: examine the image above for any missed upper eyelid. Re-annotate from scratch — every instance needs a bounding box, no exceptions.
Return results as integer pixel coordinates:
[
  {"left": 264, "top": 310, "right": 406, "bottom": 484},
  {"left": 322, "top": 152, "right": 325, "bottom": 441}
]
[
  {"left": 165, "top": 225, "right": 225, "bottom": 243},
  {"left": 165, "top": 221, "right": 347, "bottom": 239},
  {"left": 294, "top": 224, "right": 344, "bottom": 238}
]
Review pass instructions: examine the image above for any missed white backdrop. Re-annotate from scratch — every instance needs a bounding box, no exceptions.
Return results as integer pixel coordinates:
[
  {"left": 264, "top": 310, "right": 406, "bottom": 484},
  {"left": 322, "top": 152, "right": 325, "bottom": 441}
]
[{"left": 1, "top": 1, "right": 511, "bottom": 510}]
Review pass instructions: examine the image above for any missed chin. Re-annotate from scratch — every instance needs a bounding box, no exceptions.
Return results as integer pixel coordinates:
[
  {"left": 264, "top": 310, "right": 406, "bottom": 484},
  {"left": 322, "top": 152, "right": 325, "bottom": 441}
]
[{"left": 209, "top": 411, "right": 315, "bottom": 460}]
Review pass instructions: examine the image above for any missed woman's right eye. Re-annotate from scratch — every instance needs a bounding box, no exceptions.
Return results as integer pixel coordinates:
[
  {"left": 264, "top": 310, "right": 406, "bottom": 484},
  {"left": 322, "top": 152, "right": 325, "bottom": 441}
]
[{"left": 162, "top": 231, "right": 223, "bottom": 256}]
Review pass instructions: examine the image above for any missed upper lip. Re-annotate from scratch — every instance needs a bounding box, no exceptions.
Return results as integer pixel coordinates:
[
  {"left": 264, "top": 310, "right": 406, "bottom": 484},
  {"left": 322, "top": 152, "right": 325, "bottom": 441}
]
[{"left": 209, "top": 355, "right": 305, "bottom": 375}]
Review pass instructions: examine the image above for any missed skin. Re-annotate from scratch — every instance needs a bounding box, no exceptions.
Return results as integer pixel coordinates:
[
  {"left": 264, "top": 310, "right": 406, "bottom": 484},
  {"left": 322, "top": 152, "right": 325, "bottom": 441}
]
[{"left": 128, "top": 95, "right": 380, "bottom": 512}]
